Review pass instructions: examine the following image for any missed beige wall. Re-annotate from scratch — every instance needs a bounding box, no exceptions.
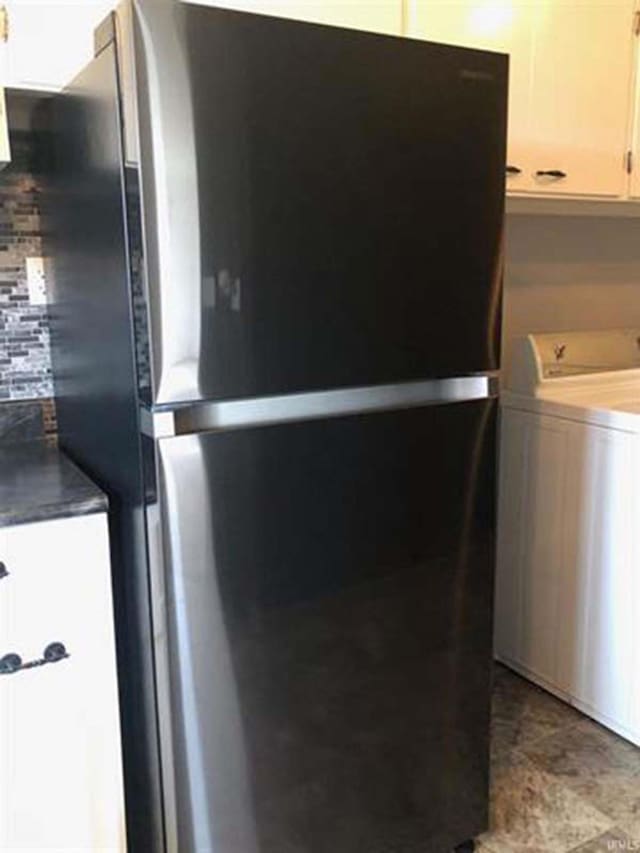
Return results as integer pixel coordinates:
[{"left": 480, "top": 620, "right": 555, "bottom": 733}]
[{"left": 502, "top": 214, "right": 640, "bottom": 386}]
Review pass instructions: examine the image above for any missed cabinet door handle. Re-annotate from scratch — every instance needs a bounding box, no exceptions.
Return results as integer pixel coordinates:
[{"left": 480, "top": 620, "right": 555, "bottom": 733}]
[
  {"left": 0, "top": 562, "right": 8, "bottom": 580},
  {"left": 506, "top": 165, "right": 522, "bottom": 175},
  {"left": 536, "top": 169, "right": 567, "bottom": 179},
  {"left": 0, "top": 643, "right": 69, "bottom": 676}
]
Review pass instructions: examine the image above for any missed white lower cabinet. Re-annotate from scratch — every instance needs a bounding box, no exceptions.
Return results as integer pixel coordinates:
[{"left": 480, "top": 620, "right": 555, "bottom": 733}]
[
  {"left": 0, "top": 512, "right": 126, "bottom": 851},
  {"left": 496, "top": 408, "right": 640, "bottom": 744}
]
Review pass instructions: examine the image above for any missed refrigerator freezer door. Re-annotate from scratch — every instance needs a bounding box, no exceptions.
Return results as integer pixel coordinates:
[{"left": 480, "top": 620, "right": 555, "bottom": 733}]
[
  {"left": 133, "top": 1, "right": 507, "bottom": 406},
  {"left": 156, "top": 398, "right": 497, "bottom": 852}
]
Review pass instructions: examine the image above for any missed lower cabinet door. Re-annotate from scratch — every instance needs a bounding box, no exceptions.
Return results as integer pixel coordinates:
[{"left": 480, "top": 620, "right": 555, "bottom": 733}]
[{"left": 0, "top": 513, "right": 125, "bottom": 851}]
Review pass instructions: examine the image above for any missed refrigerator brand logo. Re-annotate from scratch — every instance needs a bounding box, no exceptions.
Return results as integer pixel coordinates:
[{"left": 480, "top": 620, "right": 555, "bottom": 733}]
[
  {"left": 460, "top": 69, "right": 495, "bottom": 82},
  {"left": 203, "top": 270, "right": 242, "bottom": 312}
]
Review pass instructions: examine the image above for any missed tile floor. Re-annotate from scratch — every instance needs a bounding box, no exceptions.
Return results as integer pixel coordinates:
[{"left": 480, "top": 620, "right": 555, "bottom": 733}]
[{"left": 477, "top": 665, "right": 640, "bottom": 853}]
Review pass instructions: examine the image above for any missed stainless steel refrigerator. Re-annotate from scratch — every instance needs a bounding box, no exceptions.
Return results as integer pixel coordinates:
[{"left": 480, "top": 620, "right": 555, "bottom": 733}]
[{"left": 43, "top": 2, "right": 507, "bottom": 851}]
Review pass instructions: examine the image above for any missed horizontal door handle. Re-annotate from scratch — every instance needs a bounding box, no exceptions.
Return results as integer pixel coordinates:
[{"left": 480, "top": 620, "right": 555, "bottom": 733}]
[
  {"left": 506, "top": 165, "right": 522, "bottom": 175},
  {"left": 0, "top": 562, "right": 8, "bottom": 580},
  {"left": 0, "top": 643, "right": 69, "bottom": 676},
  {"left": 536, "top": 169, "right": 567, "bottom": 179},
  {"left": 142, "top": 376, "right": 500, "bottom": 437}
]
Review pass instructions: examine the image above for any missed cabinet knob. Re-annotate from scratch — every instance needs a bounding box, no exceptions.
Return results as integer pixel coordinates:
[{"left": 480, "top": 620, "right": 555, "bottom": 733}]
[
  {"left": 506, "top": 165, "right": 522, "bottom": 175},
  {"left": 536, "top": 169, "right": 567, "bottom": 179},
  {"left": 43, "top": 642, "right": 69, "bottom": 664},
  {"left": 0, "top": 653, "right": 22, "bottom": 674},
  {"left": 0, "top": 562, "right": 7, "bottom": 580}
]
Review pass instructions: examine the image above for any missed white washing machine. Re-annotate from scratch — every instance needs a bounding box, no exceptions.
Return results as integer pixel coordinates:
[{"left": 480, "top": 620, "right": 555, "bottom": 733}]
[{"left": 496, "top": 328, "right": 640, "bottom": 745}]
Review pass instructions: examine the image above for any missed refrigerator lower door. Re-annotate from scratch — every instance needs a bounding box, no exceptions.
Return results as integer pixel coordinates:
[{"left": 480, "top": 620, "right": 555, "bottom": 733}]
[{"left": 156, "top": 398, "right": 496, "bottom": 853}]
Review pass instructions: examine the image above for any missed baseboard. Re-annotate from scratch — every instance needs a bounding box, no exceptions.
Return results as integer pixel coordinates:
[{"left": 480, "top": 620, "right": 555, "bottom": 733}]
[{"left": 494, "top": 655, "right": 640, "bottom": 748}]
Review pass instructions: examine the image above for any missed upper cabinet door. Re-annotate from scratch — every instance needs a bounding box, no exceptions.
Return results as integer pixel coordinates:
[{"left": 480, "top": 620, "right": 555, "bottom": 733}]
[
  {"left": 529, "top": 0, "right": 636, "bottom": 198},
  {"left": 2, "top": 1, "right": 114, "bottom": 92},
  {"left": 184, "top": 0, "right": 403, "bottom": 33},
  {"left": 407, "top": 0, "right": 637, "bottom": 199},
  {"left": 405, "top": 1, "right": 537, "bottom": 193},
  {"left": 630, "top": 60, "right": 640, "bottom": 199}
]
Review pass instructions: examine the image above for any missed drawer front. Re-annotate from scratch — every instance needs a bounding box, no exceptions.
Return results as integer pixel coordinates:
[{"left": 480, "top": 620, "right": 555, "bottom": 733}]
[{"left": 1, "top": 514, "right": 109, "bottom": 663}]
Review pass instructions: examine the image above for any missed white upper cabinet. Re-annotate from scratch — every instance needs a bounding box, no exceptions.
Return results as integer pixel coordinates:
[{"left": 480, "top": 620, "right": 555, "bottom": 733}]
[
  {"left": 1, "top": 0, "right": 404, "bottom": 89},
  {"left": 628, "top": 12, "right": 640, "bottom": 199},
  {"left": 6, "top": 0, "right": 640, "bottom": 206},
  {"left": 405, "top": 2, "right": 536, "bottom": 192},
  {"left": 528, "top": 0, "right": 636, "bottom": 198},
  {"left": 186, "top": 0, "right": 403, "bottom": 34},
  {"left": 1, "top": 1, "right": 114, "bottom": 92},
  {"left": 407, "top": 0, "right": 638, "bottom": 199}
]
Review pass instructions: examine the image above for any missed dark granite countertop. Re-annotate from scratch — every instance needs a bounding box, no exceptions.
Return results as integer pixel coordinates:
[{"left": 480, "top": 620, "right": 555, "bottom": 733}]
[{"left": 0, "top": 441, "right": 107, "bottom": 528}]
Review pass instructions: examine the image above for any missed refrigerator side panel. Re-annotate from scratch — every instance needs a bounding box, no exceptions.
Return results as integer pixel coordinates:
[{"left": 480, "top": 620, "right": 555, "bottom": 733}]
[
  {"left": 41, "top": 45, "right": 165, "bottom": 853},
  {"left": 158, "top": 399, "right": 497, "bottom": 852},
  {"left": 133, "top": 2, "right": 506, "bottom": 406}
]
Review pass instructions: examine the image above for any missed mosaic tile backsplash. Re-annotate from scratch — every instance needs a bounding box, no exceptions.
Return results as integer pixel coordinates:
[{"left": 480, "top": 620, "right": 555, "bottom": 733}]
[{"left": 0, "top": 128, "right": 53, "bottom": 402}]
